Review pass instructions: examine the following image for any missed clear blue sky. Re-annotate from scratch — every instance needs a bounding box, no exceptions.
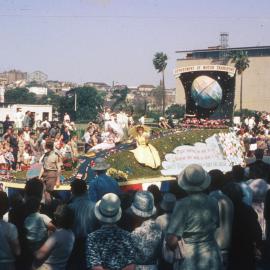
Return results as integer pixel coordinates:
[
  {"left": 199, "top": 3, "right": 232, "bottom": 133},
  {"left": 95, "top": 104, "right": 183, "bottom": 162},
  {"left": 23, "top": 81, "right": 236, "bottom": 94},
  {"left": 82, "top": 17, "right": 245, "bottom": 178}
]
[{"left": 0, "top": 0, "right": 270, "bottom": 88}]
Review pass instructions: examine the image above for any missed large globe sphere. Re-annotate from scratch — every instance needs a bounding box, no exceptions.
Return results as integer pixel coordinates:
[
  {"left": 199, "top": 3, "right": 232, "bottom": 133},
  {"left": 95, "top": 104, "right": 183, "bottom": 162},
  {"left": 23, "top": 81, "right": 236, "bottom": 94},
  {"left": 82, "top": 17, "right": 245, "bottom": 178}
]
[{"left": 191, "top": 75, "right": 222, "bottom": 109}]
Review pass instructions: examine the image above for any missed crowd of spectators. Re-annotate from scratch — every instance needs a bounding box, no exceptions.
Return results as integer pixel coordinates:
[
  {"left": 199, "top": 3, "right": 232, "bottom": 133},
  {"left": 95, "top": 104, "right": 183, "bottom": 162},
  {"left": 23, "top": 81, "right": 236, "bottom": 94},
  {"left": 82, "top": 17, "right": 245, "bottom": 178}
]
[
  {"left": 236, "top": 113, "right": 270, "bottom": 157},
  {"left": 1, "top": 152, "right": 270, "bottom": 269},
  {"left": 0, "top": 112, "right": 78, "bottom": 174}
]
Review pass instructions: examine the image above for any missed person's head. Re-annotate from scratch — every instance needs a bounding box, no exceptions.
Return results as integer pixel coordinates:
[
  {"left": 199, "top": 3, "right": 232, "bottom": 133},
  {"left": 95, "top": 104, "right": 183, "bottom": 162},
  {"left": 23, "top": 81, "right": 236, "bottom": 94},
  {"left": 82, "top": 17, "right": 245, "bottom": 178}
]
[
  {"left": 9, "top": 193, "right": 24, "bottom": 209},
  {"left": 208, "top": 169, "right": 226, "bottom": 191},
  {"left": 178, "top": 164, "right": 211, "bottom": 194},
  {"left": 222, "top": 182, "right": 243, "bottom": 205},
  {"left": 54, "top": 204, "right": 74, "bottom": 229},
  {"left": 130, "top": 191, "right": 156, "bottom": 219},
  {"left": 255, "top": 149, "right": 264, "bottom": 160},
  {"left": 24, "top": 178, "right": 44, "bottom": 200},
  {"left": 25, "top": 196, "right": 41, "bottom": 214},
  {"left": 70, "top": 180, "right": 87, "bottom": 197},
  {"left": 18, "top": 130, "right": 23, "bottom": 137},
  {"left": 92, "top": 158, "right": 110, "bottom": 173},
  {"left": 232, "top": 165, "right": 245, "bottom": 182},
  {"left": 30, "top": 131, "right": 36, "bottom": 139},
  {"left": 0, "top": 191, "right": 9, "bottom": 217},
  {"left": 24, "top": 126, "right": 29, "bottom": 132},
  {"left": 160, "top": 193, "right": 176, "bottom": 213},
  {"left": 71, "top": 135, "right": 78, "bottom": 141},
  {"left": 5, "top": 115, "right": 10, "bottom": 120},
  {"left": 94, "top": 193, "right": 122, "bottom": 224},
  {"left": 147, "top": 184, "right": 162, "bottom": 207},
  {"left": 136, "top": 126, "right": 144, "bottom": 136},
  {"left": 45, "top": 140, "right": 54, "bottom": 152}
]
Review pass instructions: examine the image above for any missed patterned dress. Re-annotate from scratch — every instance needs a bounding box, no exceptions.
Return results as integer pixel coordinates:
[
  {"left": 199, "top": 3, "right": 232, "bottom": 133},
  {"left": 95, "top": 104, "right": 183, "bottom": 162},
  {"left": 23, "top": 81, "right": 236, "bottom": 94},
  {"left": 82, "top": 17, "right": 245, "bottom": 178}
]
[
  {"left": 86, "top": 225, "right": 136, "bottom": 270},
  {"left": 132, "top": 219, "right": 163, "bottom": 270}
]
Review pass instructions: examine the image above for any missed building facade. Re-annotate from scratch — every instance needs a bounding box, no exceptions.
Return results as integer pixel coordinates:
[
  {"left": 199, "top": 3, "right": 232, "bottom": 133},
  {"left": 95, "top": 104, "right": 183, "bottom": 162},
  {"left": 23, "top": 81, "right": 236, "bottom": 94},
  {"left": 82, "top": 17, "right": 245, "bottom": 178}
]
[
  {"left": 0, "top": 70, "right": 27, "bottom": 84},
  {"left": 175, "top": 46, "right": 270, "bottom": 112},
  {"left": 28, "top": 71, "right": 48, "bottom": 83}
]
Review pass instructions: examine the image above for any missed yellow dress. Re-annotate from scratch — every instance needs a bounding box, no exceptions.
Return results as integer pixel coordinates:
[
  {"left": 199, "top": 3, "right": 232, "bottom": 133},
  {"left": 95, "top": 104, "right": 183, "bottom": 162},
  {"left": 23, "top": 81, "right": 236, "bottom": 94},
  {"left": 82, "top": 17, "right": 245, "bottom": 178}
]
[{"left": 131, "top": 133, "right": 161, "bottom": 169}]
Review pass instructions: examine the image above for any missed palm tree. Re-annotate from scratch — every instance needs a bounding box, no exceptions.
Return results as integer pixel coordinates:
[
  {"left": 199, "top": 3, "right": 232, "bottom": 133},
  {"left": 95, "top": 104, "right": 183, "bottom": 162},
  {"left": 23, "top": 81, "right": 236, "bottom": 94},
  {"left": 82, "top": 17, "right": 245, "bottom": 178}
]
[
  {"left": 231, "top": 51, "right": 250, "bottom": 118},
  {"left": 153, "top": 52, "right": 168, "bottom": 115}
]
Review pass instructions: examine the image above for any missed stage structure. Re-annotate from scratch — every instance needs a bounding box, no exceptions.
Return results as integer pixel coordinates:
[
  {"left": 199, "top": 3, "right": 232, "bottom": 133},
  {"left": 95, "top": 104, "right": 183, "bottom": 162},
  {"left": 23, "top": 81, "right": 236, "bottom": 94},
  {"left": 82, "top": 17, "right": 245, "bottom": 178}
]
[{"left": 174, "top": 65, "right": 236, "bottom": 119}]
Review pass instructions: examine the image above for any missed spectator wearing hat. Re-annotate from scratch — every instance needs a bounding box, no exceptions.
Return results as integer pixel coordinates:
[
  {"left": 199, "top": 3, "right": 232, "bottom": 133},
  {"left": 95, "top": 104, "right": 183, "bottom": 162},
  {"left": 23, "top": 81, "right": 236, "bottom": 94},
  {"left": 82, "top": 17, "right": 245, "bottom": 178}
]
[
  {"left": 86, "top": 193, "right": 136, "bottom": 270},
  {"left": 67, "top": 180, "right": 96, "bottom": 270},
  {"left": 166, "top": 164, "right": 222, "bottom": 270},
  {"left": 156, "top": 193, "right": 176, "bottom": 232},
  {"left": 130, "top": 191, "right": 163, "bottom": 270},
  {"left": 0, "top": 191, "right": 21, "bottom": 270},
  {"left": 88, "top": 158, "right": 121, "bottom": 202}
]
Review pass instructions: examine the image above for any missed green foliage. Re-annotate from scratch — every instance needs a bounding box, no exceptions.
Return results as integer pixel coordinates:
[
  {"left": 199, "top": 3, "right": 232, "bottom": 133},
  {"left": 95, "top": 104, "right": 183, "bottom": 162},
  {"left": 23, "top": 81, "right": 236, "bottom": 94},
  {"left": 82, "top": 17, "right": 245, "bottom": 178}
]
[
  {"left": 146, "top": 111, "right": 162, "bottom": 121},
  {"left": 59, "top": 86, "right": 105, "bottom": 122},
  {"left": 234, "top": 109, "right": 257, "bottom": 117},
  {"left": 107, "top": 129, "right": 226, "bottom": 179},
  {"left": 5, "top": 88, "right": 38, "bottom": 104},
  {"left": 166, "top": 104, "right": 186, "bottom": 118},
  {"left": 151, "top": 86, "right": 163, "bottom": 110},
  {"left": 231, "top": 51, "right": 250, "bottom": 74},
  {"left": 37, "top": 90, "right": 63, "bottom": 111},
  {"left": 111, "top": 87, "right": 129, "bottom": 111},
  {"left": 153, "top": 52, "right": 168, "bottom": 73}
]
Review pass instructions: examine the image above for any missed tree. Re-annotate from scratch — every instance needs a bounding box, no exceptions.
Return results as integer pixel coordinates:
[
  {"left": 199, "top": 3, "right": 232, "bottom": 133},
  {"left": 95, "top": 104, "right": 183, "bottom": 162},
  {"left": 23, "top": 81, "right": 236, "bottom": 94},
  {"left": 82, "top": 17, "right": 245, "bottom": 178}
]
[
  {"left": 59, "top": 86, "right": 105, "bottom": 122},
  {"left": 151, "top": 86, "right": 163, "bottom": 111},
  {"left": 153, "top": 52, "right": 168, "bottom": 115},
  {"left": 166, "top": 104, "right": 186, "bottom": 119},
  {"left": 38, "top": 90, "right": 64, "bottom": 112},
  {"left": 231, "top": 51, "right": 250, "bottom": 118},
  {"left": 111, "top": 87, "right": 129, "bottom": 111},
  {"left": 5, "top": 88, "right": 38, "bottom": 104}
]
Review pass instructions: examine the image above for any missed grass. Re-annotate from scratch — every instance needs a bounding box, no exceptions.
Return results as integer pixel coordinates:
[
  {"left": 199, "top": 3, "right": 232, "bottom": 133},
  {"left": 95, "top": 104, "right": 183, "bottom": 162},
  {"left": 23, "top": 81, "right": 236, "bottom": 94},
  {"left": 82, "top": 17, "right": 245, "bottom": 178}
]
[{"left": 107, "top": 129, "right": 226, "bottom": 180}]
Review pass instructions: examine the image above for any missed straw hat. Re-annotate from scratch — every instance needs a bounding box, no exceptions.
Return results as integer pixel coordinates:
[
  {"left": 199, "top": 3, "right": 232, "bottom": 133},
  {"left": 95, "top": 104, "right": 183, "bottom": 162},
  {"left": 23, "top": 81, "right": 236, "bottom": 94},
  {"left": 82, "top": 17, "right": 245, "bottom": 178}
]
[
  {"left": 94, "top": 193, "right": 122, "bottom": 223},
  {"left": 178, "top": 164, "right": 211, "bottom": 192},
  {"left": 130, "top": 191, "right": 156, "bottom": 218},
  {"left": 128, "top": 125, "right": 151, "bottom": 138},
  {"left": 92, "top": 158, "right": 110, "bottom": 171},
  {"left": 160, "top": 193, "right": 176, "bottom": 212}
]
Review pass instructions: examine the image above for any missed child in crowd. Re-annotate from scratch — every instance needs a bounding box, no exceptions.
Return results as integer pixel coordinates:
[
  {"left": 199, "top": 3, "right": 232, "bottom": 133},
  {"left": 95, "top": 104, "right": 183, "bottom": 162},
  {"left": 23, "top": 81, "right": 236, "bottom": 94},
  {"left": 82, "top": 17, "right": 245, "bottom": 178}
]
[{"left": 24, "top": 197, "right": 56, "bottom": 253}]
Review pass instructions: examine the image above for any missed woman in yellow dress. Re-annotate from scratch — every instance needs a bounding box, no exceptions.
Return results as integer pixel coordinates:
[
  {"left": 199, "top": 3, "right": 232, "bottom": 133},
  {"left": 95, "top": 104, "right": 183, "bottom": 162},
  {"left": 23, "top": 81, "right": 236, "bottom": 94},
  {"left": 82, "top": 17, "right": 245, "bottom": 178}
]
[{"left": 130, "top": 126, "right": 161, "bottom": 169}]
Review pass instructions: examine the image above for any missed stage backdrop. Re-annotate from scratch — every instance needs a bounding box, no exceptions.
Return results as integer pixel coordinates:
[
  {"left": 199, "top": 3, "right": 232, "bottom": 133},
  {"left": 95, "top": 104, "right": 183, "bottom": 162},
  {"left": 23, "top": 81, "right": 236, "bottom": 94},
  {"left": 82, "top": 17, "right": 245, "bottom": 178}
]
[{"left": 174, "top": 65, "right": 236, "bottom": 119}]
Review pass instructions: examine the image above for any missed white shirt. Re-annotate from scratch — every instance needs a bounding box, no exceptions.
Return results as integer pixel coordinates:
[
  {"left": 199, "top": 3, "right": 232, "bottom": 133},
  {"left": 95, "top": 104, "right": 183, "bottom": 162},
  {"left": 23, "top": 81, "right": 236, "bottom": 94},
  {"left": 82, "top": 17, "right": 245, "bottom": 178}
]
[
  {"left": 24, "top": 213, "right": 51, "bottom": 243},
  {"left": 64, "top": 114, "right": 70, "bottom": 122},
  {"left": 139, "top": 116, "right": 145, "bottom": 125},
  {"left": 41, "top": 120, "right": 51, "bottom": 129}
]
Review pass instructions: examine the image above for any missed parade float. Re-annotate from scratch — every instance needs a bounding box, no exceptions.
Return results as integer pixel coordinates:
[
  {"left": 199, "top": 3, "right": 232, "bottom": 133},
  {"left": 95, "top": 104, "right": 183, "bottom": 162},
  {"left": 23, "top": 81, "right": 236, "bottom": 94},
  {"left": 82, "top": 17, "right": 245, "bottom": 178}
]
[{"left": 0, "top": 128, "right": 245, "bottom": 194}]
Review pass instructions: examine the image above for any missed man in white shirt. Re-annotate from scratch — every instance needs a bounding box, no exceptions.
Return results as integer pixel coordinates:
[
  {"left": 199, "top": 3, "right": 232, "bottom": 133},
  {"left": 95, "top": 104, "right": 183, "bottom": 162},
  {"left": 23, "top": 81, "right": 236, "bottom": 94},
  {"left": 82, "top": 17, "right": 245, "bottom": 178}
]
[
  {"left": 40, "top": 117, "right": 51, "bottom": 129},
  {"left": 15, "top": 108, "right": 24, "bottom": 129}
]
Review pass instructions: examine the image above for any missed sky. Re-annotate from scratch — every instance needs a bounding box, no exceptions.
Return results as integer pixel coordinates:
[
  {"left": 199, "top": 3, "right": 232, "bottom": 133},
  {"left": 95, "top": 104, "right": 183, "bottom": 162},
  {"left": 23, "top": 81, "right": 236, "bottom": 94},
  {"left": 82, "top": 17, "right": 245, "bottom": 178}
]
[{"left": 0, "top": 0, "right": 270, "bottom": 88}]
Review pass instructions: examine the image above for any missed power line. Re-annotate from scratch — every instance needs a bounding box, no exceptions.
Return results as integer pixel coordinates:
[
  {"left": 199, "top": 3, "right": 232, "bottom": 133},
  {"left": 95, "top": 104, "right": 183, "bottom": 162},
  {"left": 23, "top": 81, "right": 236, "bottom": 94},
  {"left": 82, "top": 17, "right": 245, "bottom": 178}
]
[{"left": 0, "top": 14, "right": 269, "bottom": 20}]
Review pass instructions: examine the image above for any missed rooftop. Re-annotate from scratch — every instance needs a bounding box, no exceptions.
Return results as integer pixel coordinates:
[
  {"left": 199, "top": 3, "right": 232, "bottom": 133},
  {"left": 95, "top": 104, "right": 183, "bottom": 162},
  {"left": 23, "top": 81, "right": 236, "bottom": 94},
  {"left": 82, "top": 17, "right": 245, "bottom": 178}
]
[{"left": 176, "top": 45, "right": 270, "bottom": 60}]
